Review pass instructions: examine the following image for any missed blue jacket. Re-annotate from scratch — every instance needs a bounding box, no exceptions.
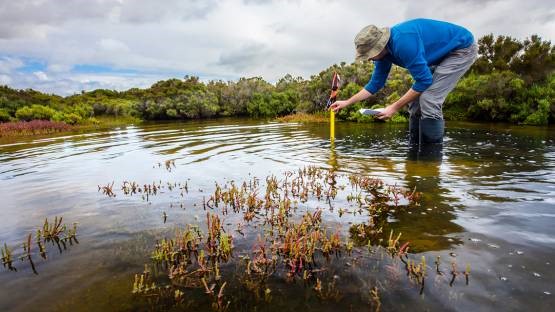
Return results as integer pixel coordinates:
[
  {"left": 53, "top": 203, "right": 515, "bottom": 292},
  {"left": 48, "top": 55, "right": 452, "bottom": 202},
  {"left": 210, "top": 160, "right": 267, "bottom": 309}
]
[{"left": 364, "top": 19, "right": 474, "bottom": 94}]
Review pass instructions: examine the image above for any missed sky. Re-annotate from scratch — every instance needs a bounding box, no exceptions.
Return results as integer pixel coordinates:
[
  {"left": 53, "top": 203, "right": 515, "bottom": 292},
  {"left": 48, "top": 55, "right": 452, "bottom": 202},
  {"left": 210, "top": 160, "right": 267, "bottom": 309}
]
[{"left": 0, "top": 0, "right": 554, "bottom": 96}]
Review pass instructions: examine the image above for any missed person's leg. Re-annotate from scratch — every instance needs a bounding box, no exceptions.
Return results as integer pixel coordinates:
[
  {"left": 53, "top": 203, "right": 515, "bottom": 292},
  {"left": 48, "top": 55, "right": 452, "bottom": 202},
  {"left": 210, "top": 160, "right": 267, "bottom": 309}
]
[
  {"left": 408, "top": 99, "right": 420, "bottom": 145},
  {"left": 419, "top": 117, "right": 445, "bottom": 144},
  {"left": 418, "top": 44, "right": 478, "bottom": 143}
]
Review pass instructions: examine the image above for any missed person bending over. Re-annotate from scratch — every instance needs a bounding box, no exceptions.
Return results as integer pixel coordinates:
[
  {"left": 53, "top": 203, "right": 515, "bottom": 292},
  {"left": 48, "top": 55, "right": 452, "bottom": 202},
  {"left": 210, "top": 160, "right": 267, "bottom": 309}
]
[{"left": 331, "top": 18, "right": 477, "bottom": 145}]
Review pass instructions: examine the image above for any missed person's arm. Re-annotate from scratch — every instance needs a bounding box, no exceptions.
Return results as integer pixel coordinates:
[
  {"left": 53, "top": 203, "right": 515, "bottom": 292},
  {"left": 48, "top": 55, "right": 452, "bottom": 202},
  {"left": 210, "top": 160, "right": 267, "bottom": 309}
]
[
  {"left": 330, "top": 88, "right": 372, "bottom": 112},
  {"left": 376, "top": 88, "right": 420, "bottom": 119},
  {"left": 364, "top": 60, "right": 393, "bottom": 94},
  {"left": 377, "top": 33, "right": 431, "bottom": 119},
  {"left": 331, "top": 60, "right": 392, "bottom": 112}
]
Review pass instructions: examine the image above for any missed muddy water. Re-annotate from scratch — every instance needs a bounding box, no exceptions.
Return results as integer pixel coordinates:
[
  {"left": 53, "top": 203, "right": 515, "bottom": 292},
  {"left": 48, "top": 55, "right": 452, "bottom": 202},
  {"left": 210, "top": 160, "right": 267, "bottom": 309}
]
[{"left": 0, "top": 119, "right": 554, "bottom": 311}]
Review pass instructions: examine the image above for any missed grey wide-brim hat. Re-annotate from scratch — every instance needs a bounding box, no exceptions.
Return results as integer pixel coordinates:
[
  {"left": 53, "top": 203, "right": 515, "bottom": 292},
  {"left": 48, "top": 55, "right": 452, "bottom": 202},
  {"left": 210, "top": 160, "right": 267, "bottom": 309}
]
[{"left": 354, "top": 25, "right": 391, "bottom": 62}]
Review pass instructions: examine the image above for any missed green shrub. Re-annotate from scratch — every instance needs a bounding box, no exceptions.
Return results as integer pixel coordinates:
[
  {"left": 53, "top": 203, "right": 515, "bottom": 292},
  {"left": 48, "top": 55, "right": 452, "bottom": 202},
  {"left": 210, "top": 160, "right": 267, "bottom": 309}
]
[
  {"left": 295, "top": 100, "right": 318, "bottom": 113},
  {"left": 70, "top": 104, "right": 93, "bottom": 118},
  {"left": 52, "top": 112, "right": 83, "bottom": 125},
  {"left": 166, "top": 108, "right": 178, "bottom": 118},
  {"left": 523, "top": 99, "right": 550, "bottom": 125},
  {"left": 335, "top": 82, "right": 365, "bottom": 121},
  {"left": 179, "top": 90, "right": 220, "bottom": 119},
  {"left": 15, "top": 106, "right": 34, "bottom": 121},
  {"left": 62, "top": 113, "right": 83, "bottom": 125},
  {"left": 32, "top": 105, "right": 56, "bottom": 120},
  {"left": 15, "top": 105, "right": 56, "bottom": 121},
  {"left": 389, "top": 113, "right": 408, "bottom": 123},
  {"left": 52, "top": 112, "right": 64, "bottom": 122},
  {"left": 87, "top": 117, "right": 100, "bottom": 125},
  {"left": 247, "top": 91, "right": 297, "bottom": 118},
  {"left": 443, "top": 106, "right": 468, "bottom": 121},
  {"left": 91, "top": 99, "right": 135, "bottom": 117},
  {"left": 0, "top": 109, "right": 11, "bottom": 122}
]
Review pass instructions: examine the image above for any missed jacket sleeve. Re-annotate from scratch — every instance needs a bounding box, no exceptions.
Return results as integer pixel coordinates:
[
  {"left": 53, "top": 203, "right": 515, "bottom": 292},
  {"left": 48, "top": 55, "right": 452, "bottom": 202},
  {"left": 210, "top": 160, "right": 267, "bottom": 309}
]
[
  {"left": 364, "top": 60, "right": 392, "bottom": 94},
  {"left": 396, "top": 33, "right": 433, "bottom": 92}
]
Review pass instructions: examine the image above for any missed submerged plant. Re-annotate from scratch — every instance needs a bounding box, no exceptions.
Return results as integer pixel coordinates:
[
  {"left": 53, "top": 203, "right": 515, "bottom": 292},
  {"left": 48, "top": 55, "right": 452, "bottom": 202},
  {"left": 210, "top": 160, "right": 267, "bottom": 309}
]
[
  {"left": 450, "top": 261, "right": 458, "bottom": 287},
  {"left": 1, "top": 216, "right": 79, "bottom": 273},
  {"left": 20, "top": 234, "right": 38, "bottom": 275},
  {"left": 125, "top": 166, "right": 471, "bottom": 309},
  {"left": 1, "top": 243, "right": 16, "bottom": 271},
  {"left": 370, "top": 286, "right": 381, "bottom": 312},
  {"left": 164, "top": 159, "right": 176, "bottom": 171},
  {"left": 202, "top": 279, "right": 230, "bottom": 312},
  {"left": 98, "top": 182, "right": 116, "bottom": 197},
  {"left": 465, "top": 263, "right": 471, "bottom": 285}
]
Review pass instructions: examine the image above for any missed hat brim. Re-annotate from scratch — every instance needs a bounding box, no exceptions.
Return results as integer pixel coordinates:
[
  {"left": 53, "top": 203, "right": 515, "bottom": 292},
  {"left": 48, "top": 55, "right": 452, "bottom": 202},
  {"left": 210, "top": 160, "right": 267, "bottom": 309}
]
[{"left": 355, "top": 27, "right": 390, "bottom": 63}]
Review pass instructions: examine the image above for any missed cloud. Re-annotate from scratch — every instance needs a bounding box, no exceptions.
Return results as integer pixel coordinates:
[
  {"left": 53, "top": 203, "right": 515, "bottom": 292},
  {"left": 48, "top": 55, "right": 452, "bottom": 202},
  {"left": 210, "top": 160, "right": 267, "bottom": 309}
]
[
  {"left": 0, "top": 56, "right": 24, "bottom": 74},
  {"left": 217, "top": 42, "right": 269, "bottom": 72},
  {"left": 33, "top": 71, "right": 48, "bottom": 81},
  {"left": 98, "top": 38, "right": 130, "bottom": 53},
  {"left": 0, "top": 74, "right": 11, "bottom": 85},
  {"left": 0, "top": 0, "right": 553, "bottom": 95}
]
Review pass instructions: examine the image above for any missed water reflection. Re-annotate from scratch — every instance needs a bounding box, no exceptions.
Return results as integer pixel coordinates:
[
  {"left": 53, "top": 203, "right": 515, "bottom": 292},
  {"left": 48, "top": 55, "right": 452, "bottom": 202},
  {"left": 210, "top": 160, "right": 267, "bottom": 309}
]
[{"left": 402, "top": 143, "right": 464, "bottom": 251}]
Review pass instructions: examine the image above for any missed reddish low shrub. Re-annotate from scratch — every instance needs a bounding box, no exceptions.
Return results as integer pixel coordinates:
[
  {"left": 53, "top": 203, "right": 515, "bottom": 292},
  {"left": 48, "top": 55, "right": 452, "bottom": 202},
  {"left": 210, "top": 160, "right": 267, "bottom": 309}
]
[{"left": 0, "top": 120, "right": 73, "bottom": 137}]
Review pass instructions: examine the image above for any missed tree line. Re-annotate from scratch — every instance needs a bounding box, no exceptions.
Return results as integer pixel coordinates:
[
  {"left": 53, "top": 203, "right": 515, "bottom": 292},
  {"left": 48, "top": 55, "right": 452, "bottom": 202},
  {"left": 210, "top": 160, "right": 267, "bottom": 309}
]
[{"left": 1, "top": 34, "right": 554, "bottom": 125}]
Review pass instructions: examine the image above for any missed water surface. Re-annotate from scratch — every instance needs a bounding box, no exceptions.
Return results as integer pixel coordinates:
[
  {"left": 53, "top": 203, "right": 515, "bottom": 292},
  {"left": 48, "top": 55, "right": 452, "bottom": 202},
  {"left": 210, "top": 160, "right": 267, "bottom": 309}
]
[{"left": 0, "top": 119, "right": 554, "bottom": 311}]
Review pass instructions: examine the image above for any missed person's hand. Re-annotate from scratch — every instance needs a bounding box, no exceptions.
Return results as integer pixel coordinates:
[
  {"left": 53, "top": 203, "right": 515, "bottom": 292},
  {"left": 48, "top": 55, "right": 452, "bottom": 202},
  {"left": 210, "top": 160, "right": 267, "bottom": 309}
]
[
  {"left": 376, "top": 105, "right": 398, "bottom": 120},
  {"left": 330, "top": 100, "right": 350, "bottom": 113}
]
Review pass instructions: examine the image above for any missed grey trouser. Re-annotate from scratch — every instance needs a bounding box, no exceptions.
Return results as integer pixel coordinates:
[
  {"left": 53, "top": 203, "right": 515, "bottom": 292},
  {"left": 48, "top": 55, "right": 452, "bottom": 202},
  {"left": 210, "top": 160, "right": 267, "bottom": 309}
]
[{"left": 408, "top": 43, "right": 478, "bottom": 119}]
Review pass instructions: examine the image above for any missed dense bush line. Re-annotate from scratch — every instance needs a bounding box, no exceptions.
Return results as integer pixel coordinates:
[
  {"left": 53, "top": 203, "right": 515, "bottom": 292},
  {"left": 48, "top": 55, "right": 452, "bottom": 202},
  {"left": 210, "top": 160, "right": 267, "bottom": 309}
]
[{"left": 1, "top": 34, "right": 553, "bottom": 126}]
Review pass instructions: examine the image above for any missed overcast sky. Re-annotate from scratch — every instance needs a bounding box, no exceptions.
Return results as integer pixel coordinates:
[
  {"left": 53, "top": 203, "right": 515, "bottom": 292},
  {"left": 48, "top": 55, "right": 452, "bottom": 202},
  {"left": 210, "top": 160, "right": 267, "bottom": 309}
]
[{"left": 0, "top": 0, "right": 553, "bottom": 95}]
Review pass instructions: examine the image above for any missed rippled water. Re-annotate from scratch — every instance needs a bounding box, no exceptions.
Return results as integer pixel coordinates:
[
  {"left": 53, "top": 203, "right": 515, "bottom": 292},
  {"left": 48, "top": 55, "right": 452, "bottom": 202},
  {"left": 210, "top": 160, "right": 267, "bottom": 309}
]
[{"left": 0, "top": 119, "right": 554, "bottom": 311}]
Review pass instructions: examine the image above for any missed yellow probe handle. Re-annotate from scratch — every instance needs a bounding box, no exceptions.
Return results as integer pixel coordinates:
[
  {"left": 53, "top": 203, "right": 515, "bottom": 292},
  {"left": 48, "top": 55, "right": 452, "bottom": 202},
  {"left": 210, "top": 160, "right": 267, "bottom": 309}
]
[{"left": 330, "top": 110, "right": 335, "bottom": 139}]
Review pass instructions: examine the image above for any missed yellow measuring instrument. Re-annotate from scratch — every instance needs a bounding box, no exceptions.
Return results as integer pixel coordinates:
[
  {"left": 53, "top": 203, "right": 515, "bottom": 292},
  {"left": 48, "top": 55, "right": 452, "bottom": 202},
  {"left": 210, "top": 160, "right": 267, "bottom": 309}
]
[
  {"left": 330, "top": 110, "right": 335, "bottom": 139},
  {"left": 326, "top": 72, "right": 340, "bottom": 141}
]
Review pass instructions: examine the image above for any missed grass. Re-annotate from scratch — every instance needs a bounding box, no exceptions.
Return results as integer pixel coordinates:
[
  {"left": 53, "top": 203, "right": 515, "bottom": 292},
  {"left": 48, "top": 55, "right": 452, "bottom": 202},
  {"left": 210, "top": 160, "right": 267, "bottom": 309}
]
[
  {"left": 82, "top": 115, "right": 141, "bottom": 129},
  {"left": 0, "top": 120, "right": 73, "bottom": 138},
  {"left": 0, "top": 116, "right": 141, "bottom": 139}
]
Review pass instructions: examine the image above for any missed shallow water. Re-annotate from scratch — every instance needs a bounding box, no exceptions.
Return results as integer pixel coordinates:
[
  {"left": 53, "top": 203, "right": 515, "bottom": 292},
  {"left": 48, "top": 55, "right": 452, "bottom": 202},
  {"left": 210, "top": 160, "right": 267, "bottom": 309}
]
[{"left": 0, "top": 119, "right": 554, "bottom": 311}]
